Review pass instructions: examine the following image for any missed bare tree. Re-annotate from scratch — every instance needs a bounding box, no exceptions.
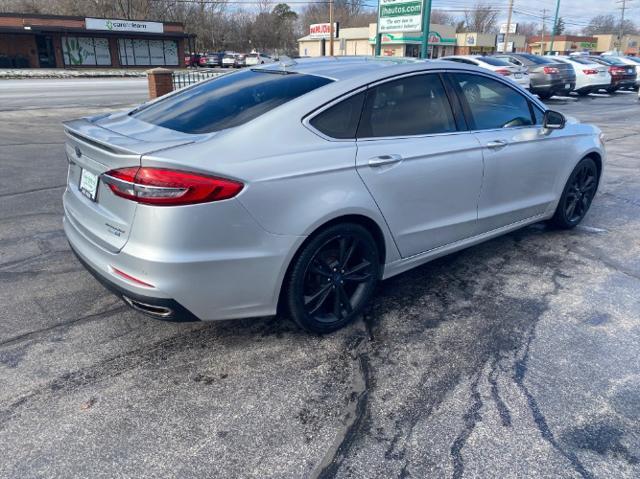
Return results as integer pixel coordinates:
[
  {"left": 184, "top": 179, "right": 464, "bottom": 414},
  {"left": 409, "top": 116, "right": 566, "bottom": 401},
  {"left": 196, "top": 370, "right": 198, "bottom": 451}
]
[
  {"left": 583, "top": 14, "right": 638, "bottom": 35},
  {"left": 430, "top": 9, "right": 457, "bottom": 27},
  {"left": 462, "top": 2, "right": 499, "bottom": 33}
]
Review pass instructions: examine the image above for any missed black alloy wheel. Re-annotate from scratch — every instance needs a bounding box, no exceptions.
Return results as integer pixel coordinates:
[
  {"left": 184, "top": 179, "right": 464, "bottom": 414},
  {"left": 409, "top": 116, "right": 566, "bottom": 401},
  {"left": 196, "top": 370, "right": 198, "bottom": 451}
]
[
  {"left": 551, "top": 157, "right": 598, "bottom": 229},
  {"left": 286, "top": 223, "right": 380, "bottom": 333}
]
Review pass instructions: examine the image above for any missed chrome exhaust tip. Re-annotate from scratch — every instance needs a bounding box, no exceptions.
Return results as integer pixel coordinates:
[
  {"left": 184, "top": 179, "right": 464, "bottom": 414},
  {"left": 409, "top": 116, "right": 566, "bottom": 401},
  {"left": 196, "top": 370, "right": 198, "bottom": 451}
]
[{"left": 122, "top": 296, "right": 174, "bottom": 318}]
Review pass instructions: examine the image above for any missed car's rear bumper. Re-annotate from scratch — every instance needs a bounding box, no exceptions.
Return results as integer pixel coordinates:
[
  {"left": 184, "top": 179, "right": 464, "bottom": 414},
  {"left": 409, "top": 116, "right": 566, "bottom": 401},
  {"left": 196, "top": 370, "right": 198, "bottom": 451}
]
[
  {"left": 575, "top": 82, "right": 610, "bottom": 93},
  {"left": 531, "top": 77, "right": 575, "bottom": 93},
  {"left": 69, "top": 241, "right": 199, "bottom": 322},
  {"left": 63, "top": 198, "right": 305, "bottom": 322},
  {"left": 612, "top": 77, "right": 637, "bottom": 88}
]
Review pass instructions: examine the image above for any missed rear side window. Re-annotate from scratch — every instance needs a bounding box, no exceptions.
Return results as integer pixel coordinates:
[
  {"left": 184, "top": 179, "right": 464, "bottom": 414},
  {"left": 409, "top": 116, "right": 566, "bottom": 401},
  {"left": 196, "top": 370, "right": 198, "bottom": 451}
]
[
  {"left": 521, "top": 54, "right": 556, "bottom": 65},
  {"left": 309, "top": 92, "right": 365, "bottom": 139},
  {"left": 133, "top": 70, "right": 332, "bottom": 134},
  {"left": 567, "top": 56, "right": 592, "bottom": 65},
  {"left": 452, "top": 73, "right": 534, "bottom": 130},
  {"left": 357, "top": 74, "right": 457, "bottom": 138}
]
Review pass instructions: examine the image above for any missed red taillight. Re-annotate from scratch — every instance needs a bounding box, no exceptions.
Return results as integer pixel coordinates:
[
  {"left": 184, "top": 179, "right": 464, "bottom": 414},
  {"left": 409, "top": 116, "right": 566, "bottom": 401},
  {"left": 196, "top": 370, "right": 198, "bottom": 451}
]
[
  {"left": 610, "top": 66, "right": 625, "bottom": 75},
  {"left": 102, "top": 167, "right": 243, "bottom": 206},
  {"left": 543, "top": 66, "right": 559, "bottom": 74},
  {"left": 582, "top": 69, "right": 598, "bottom": 75},
  {"left": 495, "top": 68, "right": 512, "bottom": 76}
]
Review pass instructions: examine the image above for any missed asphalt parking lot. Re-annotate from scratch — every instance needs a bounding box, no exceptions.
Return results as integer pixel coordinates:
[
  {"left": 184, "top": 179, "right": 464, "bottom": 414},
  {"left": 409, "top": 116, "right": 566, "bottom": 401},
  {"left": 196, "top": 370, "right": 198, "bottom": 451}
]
[{"left": 1, "top": 83, "right": 639, "bottom": 478}]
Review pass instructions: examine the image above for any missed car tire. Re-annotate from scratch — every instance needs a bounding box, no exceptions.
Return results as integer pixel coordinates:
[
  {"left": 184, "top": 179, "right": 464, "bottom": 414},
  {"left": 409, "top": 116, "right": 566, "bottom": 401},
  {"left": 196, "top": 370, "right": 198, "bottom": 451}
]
[
  {"left": 577, "top": 90, "right": 590, "bottom": 97},
  {"left": 538, "top": 91, "right": 553, "bottom": 100},
  {"left": 285, "top": 223, "right": 380, "bottom": 334},
  {"left": 550, "top": 157, "right": 599, "bottom": 229}
]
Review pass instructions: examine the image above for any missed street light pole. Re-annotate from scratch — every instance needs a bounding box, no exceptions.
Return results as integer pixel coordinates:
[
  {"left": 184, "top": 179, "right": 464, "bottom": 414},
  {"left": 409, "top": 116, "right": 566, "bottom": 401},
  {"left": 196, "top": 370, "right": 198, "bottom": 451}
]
[
  {"left": 548, "top": 0, "right": 561, "bottom": 54},
  {"left": 420, "top": 0, "right": 432, "bottom": 59}
]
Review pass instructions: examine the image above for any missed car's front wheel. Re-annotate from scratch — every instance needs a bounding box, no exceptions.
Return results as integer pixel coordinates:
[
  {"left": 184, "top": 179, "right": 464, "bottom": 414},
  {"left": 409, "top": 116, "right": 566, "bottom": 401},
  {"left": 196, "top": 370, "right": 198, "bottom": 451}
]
[
  {"left": 551, "top": 157, "right": 599, "bottom": 229},
  {"left": 285, "top": 223, "right": 380, "bottom": 333}
]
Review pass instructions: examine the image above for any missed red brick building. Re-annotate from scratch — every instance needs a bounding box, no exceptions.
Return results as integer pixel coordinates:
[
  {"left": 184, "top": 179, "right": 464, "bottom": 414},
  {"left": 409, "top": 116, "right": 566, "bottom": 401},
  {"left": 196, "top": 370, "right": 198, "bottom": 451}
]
[{"left": 0, "top": 13, "right": 194, "bottom": 68}]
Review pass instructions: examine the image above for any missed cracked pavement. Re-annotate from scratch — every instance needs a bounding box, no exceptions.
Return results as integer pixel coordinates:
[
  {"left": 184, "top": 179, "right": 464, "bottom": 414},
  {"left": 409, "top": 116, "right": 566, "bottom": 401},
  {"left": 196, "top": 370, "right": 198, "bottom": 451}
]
[{"left": 1, "top": 82, "right": 639, "bottom": 478}]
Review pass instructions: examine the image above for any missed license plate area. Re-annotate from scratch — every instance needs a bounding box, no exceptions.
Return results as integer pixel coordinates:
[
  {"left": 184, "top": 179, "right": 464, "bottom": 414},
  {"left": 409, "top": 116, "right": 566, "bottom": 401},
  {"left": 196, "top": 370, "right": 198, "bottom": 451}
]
[{"left": 79, "top": 168, "right": 99, "bottom": 201}]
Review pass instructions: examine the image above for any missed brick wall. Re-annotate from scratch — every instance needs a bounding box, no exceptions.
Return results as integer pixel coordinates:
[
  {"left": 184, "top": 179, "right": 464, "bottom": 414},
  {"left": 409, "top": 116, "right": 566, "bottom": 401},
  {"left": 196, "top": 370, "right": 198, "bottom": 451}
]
[{"left": 147, "top": 68, "right": 174, "bottom": 98}]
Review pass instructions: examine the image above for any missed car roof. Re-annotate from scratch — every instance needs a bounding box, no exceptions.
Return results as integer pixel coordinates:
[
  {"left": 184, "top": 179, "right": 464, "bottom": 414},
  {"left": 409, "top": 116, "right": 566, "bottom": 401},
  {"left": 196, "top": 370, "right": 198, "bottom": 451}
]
[{"left": 252, "top": 56, "right": 478, "bottom": 82}]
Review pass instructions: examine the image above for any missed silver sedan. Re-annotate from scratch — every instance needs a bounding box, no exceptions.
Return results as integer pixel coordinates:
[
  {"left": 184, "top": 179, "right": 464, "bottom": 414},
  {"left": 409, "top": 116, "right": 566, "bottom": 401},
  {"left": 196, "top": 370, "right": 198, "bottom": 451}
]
[{"left": 63, "top": 57, "right": 605, "bottom": 333}]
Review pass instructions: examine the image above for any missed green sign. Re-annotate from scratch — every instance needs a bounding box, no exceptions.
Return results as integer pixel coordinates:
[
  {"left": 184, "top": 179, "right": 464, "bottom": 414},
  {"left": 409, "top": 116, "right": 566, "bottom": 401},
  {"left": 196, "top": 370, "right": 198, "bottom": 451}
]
[
  {"left": 378, "top": 0, "right": 425, "bottom": 33},
  {"left": 380, "top": 2, "right": 422, "bottom": 18}
]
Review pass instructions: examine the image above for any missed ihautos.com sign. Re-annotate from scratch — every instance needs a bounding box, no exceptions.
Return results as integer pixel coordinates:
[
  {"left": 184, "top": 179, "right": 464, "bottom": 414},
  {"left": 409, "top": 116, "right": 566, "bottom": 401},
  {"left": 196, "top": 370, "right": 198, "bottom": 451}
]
[{"left": 378, "top": 0, "right": 425, "bottom": 33}]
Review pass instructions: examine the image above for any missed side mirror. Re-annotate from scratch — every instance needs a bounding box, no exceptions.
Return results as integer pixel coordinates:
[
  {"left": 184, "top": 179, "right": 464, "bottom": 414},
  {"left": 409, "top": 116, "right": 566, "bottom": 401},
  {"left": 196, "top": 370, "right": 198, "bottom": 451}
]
[{"left": 543, "top": 110, "right": 566, "bottom": 130}]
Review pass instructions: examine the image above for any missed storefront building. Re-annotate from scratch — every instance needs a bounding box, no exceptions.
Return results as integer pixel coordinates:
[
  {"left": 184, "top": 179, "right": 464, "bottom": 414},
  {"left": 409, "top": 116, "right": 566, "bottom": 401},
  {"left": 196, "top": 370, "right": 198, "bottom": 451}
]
[
  {"left": 298, "top": 23, "right": 456, "bottom": 59},
  {"left": 0, "top": 13, "right": 192, "bottom": 68},
  {"left": 594, "top": 34, "right": 640, "bottom": 55},
  {"left": 527, "top": 35, "right": 598, "bottom": 55},
  {"left": 455, "top": 32, "right": 526, "bottom": 55}
]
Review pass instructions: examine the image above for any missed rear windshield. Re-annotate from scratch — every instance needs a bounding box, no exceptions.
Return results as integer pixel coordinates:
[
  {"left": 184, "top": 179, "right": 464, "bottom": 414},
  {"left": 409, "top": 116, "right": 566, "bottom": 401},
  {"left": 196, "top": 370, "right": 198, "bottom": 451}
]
[
  {"left": 566, "top": 56, "right": 592, "bottom": 65},
  {"left": 596, "top": 57, "right": 626, "bottom": 65},
  {"left": 133, "top": 70, "right": 332, "bottom": 134},
  {"left": 626, "top": 56, "right": 640, "bottom": 64},
  {"left": 478, "top": 57, "right": 513, "bottom": 67}
]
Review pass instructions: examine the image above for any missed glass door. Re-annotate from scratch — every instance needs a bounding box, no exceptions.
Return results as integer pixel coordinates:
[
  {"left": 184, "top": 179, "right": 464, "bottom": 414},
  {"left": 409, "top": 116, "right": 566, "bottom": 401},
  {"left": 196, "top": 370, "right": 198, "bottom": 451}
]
[{"left": 35, "top": 35, "right": 56, "bottom": 68}]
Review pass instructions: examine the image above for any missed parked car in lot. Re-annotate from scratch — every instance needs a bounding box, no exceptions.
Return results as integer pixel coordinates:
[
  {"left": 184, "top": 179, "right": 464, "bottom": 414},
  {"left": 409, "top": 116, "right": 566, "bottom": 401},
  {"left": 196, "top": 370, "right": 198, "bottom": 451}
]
[
  {"left": 199, "top": 52, "right": 224, "bottom": 68},
  {"left": 222, "top": 53, "right": 237, "bottom": 68},
  {"left": 245, "top": 53, "right": 275, "bottom": 66},
  {"left": 550, "top": 56, "right": 611, "bottom": 96},
  {"left": 234, "top": 53, "right": 247, "bottom": 68},
  {"left": 493, "top": 53, "right": 576, "bottom": 99},
  {"left": 441, "top": 55, "right": 530, "bottom": 89},
  {"left": 62, "top": 58, "right": 604, "bottom": 333},
  {"left": 601, "top": 55, "right": 640, "bottom": 90},
  {"left": 590, "top": 56, "right": 637, "bottom": 92},
  {"left": 184, "top": 52, "right": 201, "bottom": 68}
]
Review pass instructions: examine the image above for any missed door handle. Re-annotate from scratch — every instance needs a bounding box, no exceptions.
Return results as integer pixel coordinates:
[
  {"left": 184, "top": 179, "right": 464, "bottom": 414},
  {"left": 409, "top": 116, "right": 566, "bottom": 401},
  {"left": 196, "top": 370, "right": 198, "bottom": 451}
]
[
  {"left": 368, "top": 154, "right": 403, "bottom": 167},
  {"left": 486, "top": 140, "right": 508, "bottom": 149}
]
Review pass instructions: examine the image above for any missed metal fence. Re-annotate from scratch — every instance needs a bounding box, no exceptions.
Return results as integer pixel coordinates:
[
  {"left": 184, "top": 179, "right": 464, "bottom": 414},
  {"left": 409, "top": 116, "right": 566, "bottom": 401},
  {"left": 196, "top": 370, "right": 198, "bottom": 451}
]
[{"left": 172, "top": 70, "right": 224, "bottom": 90}]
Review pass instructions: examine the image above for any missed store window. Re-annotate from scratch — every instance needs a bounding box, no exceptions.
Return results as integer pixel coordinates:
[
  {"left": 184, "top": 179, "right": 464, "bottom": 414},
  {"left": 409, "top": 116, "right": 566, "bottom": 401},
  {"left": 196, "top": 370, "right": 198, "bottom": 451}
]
[
  {"left": 118, "top": 39, "right": 179, "bottom": 66},
  {"left": 62, "top": 36, "right": 111, "bottom": 66}
]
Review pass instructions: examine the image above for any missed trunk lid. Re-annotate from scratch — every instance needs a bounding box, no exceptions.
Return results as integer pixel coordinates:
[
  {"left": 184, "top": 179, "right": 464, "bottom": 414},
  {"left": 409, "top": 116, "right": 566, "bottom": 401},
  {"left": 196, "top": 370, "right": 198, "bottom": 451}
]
[
  {"left": 63, "top": 114, "right": 197, "bottom": 253},
  {"left": 554, "top": 62, "right": 577, "bottom": 82}
]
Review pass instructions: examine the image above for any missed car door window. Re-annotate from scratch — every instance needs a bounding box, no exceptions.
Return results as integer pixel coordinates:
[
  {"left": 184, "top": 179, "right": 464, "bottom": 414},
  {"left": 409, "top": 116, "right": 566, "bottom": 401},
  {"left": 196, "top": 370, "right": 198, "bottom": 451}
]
[
  {"left": 309, "top": 92, "right": 365, "bottom": 139},
  {"left": 452, "top": 73, "right": 534, "bottom": 130},
  {"left": 357, "top": 74, "right": 457, "bottom": 138}
]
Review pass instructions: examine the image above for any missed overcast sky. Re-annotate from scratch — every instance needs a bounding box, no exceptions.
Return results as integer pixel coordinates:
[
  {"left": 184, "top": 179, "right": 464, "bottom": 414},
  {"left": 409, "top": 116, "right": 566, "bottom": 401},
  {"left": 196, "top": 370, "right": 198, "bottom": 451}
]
[{"left": 432, "top": 0, "right": 640, "bottom": 33}]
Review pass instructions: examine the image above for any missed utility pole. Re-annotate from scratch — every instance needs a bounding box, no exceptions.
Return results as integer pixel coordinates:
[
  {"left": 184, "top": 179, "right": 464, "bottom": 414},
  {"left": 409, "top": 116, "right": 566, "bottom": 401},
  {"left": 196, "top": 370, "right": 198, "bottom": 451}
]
[
  {"left": 420, "top": 0, "right": 433, "bottom": 59},
  {"left": 617, "top": 0, "right": 631, "bottom": 54},
  {"left": 503, "top": 0, "right": 514, "bottom": 54},
  {"left": 540, "top": 9, "right": 547, "bottom": 55},
  {"left": 549, "top": 0, "right": 561, "bottom": 54},
  {"left": 329, "top": 0, "right": 334, "bottom": 56}
]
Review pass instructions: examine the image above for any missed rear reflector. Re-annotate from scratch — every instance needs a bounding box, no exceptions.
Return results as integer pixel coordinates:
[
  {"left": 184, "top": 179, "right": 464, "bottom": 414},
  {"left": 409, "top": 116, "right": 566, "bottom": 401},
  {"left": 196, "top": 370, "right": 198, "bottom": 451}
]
[
  {"left": 111, "top": 266, "right": 155, "bottom": 288},
  {"left": 102, "top": 167, "right": 243, "bottom": 206}
]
